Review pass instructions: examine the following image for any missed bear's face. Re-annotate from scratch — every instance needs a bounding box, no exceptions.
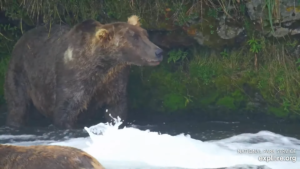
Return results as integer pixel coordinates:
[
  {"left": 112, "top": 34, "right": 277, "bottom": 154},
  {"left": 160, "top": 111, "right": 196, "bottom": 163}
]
[{"left": 93, "top": 15, "right": 163, "bottom": 66}]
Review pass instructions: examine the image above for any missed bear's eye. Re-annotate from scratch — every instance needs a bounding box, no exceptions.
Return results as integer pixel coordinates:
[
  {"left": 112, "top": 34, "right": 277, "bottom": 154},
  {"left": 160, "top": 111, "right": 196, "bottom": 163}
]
[{"left": 128, "top": 30, "right": 139, "bottom": 40}]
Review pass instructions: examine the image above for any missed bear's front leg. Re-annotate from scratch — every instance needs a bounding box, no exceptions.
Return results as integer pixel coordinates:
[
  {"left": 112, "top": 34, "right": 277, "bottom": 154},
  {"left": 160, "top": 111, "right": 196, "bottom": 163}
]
[
  {"left": 105, "top": 94, "right": 128, "bottom": 124},
  {"left": 53, "top": 102, "right": 79, "bottom": 129},
  {"left": 53, "top": 90, "right": 91, "bottom": 129},
  {"left": 104, "top": 66, "right": 129, "bottom": 124}
]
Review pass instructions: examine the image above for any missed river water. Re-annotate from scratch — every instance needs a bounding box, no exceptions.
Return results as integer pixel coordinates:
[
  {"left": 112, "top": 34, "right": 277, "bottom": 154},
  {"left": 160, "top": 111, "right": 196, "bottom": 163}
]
[{"left": 0, "top": 116, "right": 299, "bottom": 169}]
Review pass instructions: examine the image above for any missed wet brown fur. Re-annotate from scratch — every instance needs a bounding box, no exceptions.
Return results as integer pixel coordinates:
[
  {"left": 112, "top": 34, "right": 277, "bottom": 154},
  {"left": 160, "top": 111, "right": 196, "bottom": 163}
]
[
  {"left": 5, "top": 15, "right": 163, "bottom": 129},
  {"left": 0, "top": 144, "right": 105, "bottom": 169}
]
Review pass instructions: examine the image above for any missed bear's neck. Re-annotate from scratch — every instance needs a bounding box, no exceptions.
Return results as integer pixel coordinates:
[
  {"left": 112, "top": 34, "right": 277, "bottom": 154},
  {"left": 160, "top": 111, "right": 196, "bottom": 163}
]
[
  {"left": 84, "top": 58, "right": 129, "bottom": 86},
  {"left": 101, "top": 63, "right": 129, "bottom": 83}
]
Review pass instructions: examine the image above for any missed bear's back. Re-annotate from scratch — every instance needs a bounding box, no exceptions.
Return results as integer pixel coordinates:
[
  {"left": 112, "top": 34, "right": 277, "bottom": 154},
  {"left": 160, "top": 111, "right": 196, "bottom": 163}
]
[
  {"left": 12, "top": 24, "right": 71, "bottom": 62},
  {"left": 0, "top": 145, "right": 105, "bottom": 169},
  {"left": 7, "top": 24, "right": 72, "bottom": 116}
]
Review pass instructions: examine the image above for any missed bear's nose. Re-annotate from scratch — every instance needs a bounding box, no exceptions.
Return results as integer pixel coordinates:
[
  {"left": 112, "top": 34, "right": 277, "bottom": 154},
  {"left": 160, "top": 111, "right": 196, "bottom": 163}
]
[{"left": 155, "top": 48, "right": 163, "bottom": 60}]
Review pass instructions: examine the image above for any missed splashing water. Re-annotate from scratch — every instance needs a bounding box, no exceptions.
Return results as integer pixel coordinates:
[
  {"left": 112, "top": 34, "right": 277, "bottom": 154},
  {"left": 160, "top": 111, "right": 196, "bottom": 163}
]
[{"left": 47, "top": 117, "right": 299, "bottom": 169}]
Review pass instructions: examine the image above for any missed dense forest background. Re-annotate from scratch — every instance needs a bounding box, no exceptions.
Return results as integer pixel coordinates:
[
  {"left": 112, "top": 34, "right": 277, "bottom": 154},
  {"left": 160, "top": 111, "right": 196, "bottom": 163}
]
[{"left": 1, "top": 0, "right": 300, "bottom": 122}]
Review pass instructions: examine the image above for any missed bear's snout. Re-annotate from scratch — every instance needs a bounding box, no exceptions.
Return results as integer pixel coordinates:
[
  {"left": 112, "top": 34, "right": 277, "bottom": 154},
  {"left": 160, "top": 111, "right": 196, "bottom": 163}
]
[
  {"left": 145, "top": 47, "right": 163, "bottom": 66},
  {"left": 155, "top": 48, "right": 163, "bottom": 61}
]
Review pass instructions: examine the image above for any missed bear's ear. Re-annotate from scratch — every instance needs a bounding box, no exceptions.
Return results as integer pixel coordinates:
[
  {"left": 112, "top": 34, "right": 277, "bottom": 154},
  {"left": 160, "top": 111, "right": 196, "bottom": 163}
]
[
  {"left": 95, "top": 28, "right": 111, "bottom": 41},
  {"left": 128, "top": 15, "right": 141, "bottom": 27}
]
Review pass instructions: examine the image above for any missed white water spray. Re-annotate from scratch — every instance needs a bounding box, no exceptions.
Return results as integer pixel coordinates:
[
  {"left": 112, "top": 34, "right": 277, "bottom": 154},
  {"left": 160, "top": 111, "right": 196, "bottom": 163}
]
[{"left": 47, "top": 117, "right": 300, "bottom": 169}]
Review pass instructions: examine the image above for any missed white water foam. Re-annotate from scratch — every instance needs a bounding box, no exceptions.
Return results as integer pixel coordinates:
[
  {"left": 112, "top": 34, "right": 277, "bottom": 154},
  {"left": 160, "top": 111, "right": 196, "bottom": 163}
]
[
  {"left": 46, "top": 117, "right": 299, "bottom": 169},
  {"left": 0, "top": 134, "right": 37, "bottom": 140}
]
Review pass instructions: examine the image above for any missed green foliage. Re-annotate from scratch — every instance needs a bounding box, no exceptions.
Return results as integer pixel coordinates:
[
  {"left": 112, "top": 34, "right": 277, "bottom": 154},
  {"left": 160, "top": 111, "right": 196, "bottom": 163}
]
[
  {"left": 0, "top": 22, "right": 22, "bottom": 104},
  {"left": 296, "top": 59, "right": 300, "bottom": 70},
  {"left": 189, "top": 62, "right": 215, "bottom": 85},
  {"left": 170, "top": 2, "right": 199, "bottom": 27},
  {"left": 207, "top": 8, "right": 221, "bottom": 19},
  {"left": 216, "top": 89, "right": 245, "bottom": 110},
  {"left": 282, "top": 98, "right": 291, "bottom": 113},
  {"left": 167, "top": 49, "right": 187, "bottom": 63},
  {"left": 243, "top": 19, "right": 252, "bottom": 34},
  {"left": 266, "top": 0, "right": 275, "bottom": 33},
  {"left": 247, "top": 37, "right": 262, "bottom": 53},
  {"left": 209, "top": 25, "right": 215, "bottom": 35},
  {"left": 268, "top": 106, "right": 287, "bottom": 118},
  {"left": 220, "top": 49, "right": 229, "bottom": 58},
  {"left": 199, "top": 92, "right": 219, "bottom": 106},
  {"left": 0, "top": 24, "right": 21, "bottom": 54},
  {"left": 1, "top": 0, "right": 104, "bottom": 25},
  {"left": 163, "top": 93, "right": 186, "bottom": 112},
  {"left": 239, "top": 3, "right": 246, "bottom": 14},
  {"left": 216, "top": 96, "right": 236, "bottom": 110},
  {"left": 0, "top": 56, "right": 9, "bottom": 104},
  {"left": 286, "top": 39, "right": 298, "bottom": 48}
]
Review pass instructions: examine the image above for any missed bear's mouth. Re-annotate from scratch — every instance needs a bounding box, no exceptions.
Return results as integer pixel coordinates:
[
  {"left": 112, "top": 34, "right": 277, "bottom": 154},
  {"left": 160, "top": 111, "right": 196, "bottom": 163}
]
[{"left": 147, "top": 61, "right": 161, "bottom": 66}]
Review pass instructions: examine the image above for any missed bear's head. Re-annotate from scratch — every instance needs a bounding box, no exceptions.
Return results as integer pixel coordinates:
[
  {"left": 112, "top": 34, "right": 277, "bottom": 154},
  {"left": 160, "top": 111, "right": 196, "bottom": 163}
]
[{"left": 90, "top": 15, "right": 163, "bottom": 66}]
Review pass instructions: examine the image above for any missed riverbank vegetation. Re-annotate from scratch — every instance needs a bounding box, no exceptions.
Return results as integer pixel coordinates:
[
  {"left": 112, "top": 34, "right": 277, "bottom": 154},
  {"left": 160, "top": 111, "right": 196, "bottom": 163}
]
[{"left": 128, "top": 39, "right": 300, "bottom": 119}]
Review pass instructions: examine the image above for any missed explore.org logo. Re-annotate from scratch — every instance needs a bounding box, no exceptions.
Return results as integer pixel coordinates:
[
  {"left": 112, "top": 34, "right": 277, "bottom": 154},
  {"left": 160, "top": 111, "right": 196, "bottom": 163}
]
[{"left": 258, "top": 155, "right": 297, "bottom": 162}]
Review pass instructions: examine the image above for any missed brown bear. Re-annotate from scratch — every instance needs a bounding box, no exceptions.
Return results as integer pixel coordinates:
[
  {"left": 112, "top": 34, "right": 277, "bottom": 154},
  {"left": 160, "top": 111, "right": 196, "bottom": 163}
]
[
  {"left": 4, "top": 15, "right": 163, "bottom": 129},
  {"left": 0, "top": 144, "right": 105, "bottom": 169}
]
